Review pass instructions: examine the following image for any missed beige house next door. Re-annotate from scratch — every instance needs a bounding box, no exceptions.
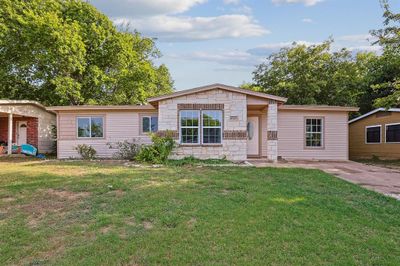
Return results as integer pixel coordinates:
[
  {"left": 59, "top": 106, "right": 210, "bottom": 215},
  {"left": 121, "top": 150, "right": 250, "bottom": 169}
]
[{"left": 247, "top": 116, "right": 260, "bottom": 157}]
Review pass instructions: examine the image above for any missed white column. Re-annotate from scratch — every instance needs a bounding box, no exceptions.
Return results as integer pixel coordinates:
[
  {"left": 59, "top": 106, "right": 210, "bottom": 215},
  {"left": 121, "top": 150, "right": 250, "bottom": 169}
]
[
  {"left": 7, "top": 112, "right": 13, "bottom": 155},
  {"left": 267, "top": 101, "right": 278, "bottom": 162}
]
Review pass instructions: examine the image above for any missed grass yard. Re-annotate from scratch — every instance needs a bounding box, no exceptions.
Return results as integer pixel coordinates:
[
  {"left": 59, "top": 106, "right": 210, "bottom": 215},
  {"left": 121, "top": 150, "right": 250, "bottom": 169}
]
[{"left": 1, "top": 161, "right": 400, "bottom": 265}]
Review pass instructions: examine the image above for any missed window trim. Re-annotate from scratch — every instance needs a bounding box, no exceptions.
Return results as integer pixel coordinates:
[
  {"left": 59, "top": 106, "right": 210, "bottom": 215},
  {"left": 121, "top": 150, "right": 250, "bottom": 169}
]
[
  {"left": 365, "top": 125, "right": 382, "bottom": 144},
  {"left": 76, "top": 116, "right": 105, "bottom": 139},
  {"left": 140, "top": 115, "right": 158, "bottom": 134},
  {"left": 201, "top": 110, "right": 223, "bottom": 145},
  {"left": 385, "top": 123, "right": 400, "bottom": 144},
  {"left": 304, "top": 117, "right": 325, "bottom": 149},
  {"left": 179, "top": 110, "right": 201, "bottom": 145},
  {"left": 178, "top": 109, "right": 224, "bottom": 146}
]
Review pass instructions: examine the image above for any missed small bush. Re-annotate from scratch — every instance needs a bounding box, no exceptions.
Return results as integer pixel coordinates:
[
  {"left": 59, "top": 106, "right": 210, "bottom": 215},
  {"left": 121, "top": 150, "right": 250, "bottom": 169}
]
[
  {"left": 75, "top": 144, "right": 97, "bottom": 160},
  {"left": 107, "top": 139, "right": 141, "bottom": 160},
  {"left": 136, "top": 133, "right": 175, "bottom": 164}
]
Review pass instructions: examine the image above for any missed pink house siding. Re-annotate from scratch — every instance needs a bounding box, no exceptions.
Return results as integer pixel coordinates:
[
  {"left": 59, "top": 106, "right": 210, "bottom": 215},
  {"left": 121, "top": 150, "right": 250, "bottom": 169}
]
[
  {"left": 57, "top": 111, "right": 155, "bottom": 159},
  {"left": 278, "top": 110, "right": 349, "bottom": 160}
]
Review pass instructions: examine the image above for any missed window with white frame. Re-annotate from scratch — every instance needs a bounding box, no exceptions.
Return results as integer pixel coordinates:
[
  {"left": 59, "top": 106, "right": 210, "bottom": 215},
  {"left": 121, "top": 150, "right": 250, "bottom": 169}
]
[
  {"left": 77, "top": 117, "right": 104, "bottom": 138},
  {"left": 179, "top": 110, "right": 223, "bottom": 144},
  {"left": 142, "top": 116, "right": 158, "bottom": 133},
  {"left": 180, "top": 110, "right": 200, "bottom": 144},
  {"left": 366, "top": 125, "right": 381, "bottom": 144},
  {"left": 386, "top": 123, "right": 400, "bottom": 143},
  {"left": 202, "top": 110, "right": 222, "bottom": 144},
  {"left": 305, "top": 118, "right": 323, "bottom": 148}
]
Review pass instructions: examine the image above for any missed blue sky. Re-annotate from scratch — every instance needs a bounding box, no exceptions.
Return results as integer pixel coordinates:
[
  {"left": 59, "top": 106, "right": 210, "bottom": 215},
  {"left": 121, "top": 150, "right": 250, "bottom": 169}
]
[{"left": 90, "top": 0, "right": 400, "bottom": 90}]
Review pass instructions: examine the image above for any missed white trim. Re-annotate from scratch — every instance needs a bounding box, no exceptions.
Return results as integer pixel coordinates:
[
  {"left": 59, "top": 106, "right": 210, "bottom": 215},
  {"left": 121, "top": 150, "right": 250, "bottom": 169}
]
[
  {"left": 201, "top": 110, "right": 223, "bottom": 144},
  {"left": 76, "top": 116, "right": 104, "bottom": 139},
  {"left": 385, "top": 123, "right": 400, "bottom": 144},
  {"left": 141, "top": 116, "right": 158, "bottom": 133},
  {"left": 179, "top": 110, "right": 200, "bottom": 145},
  {"left": 365, "top": 125, "right": 382, "bottom": 144},
  {"left": 305, "top": 118, "right": 324, "bottom": 148},
  {"left": 349, "top": 108, "right": 400, "bottom": 124}
]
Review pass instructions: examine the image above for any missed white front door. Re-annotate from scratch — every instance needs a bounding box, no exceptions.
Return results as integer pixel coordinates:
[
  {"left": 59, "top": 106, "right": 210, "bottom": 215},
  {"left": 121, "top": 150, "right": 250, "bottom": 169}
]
[
  {"left": 17, "top": 121, "right": 27, "bottom": 145},
  {"left": 247, "top": 116, "right": 259, "bottom": 156}
]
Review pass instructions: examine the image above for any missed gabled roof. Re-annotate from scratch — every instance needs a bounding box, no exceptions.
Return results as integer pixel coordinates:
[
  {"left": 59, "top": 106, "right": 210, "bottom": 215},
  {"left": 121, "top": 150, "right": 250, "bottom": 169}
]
[
  {"left": 280, "top": 105, "right": 359, "bottom": 112},
  {"left": 349, "top": 108, "right": 400, "bottom": 124},
  {"left": 148, "top": 83, "right": 288, "bottom": 103},
  {"left": 47, "top": 104, "right": 155, "bottom": 111}
]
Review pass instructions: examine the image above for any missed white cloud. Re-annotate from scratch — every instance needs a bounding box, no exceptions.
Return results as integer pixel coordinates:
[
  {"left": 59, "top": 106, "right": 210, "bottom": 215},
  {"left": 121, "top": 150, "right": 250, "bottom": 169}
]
[
  {"left": 302, "top": 18, "right": 313, "bottom": 23},
  {"left": 271, "top": 0, "right": 324, "bottom": 6},
  {"left": 114, "top": 15, "right": 269, "bottom": 41},
  {"left": 247, "top": 41, "right": 318, "bottom": 55},
  {"left": 89, "top": 0, "right": 206, "bottom": 17},
  {"left": 223, "top": 0, "right": 241, "bottom": 4}
]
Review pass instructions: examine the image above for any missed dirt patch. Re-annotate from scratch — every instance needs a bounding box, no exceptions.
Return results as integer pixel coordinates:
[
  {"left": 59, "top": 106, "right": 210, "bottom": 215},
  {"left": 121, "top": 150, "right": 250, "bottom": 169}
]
[
  {"left": 21, "top": 189, "right": 91, "bottom": 228},
  {"left": 46, "top": 189, "right": 91, "bottom": 201},
  {"left": 125, "top": 216, "right": 136, "bottom": 226},
  {"left": 142, "top": 221, "right": 153, "bottom": 230},
  {"left": 1, "top": 196, "right": 16, "bottom": 203},
  {"left": 100, "top": 225, "right": 112, "bottom": 234},
  {"left": 187, "top": 217, "right": 197, "bottom": 228},
  {"left": 108, "top": 189, "right": 126, "bottom": 197}
]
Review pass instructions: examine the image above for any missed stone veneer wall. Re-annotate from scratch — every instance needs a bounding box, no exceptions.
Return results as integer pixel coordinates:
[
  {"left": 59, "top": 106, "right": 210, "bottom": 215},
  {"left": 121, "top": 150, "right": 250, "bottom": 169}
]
[{"left": 158, "top": 89, "right": 247, "bottom": 161}]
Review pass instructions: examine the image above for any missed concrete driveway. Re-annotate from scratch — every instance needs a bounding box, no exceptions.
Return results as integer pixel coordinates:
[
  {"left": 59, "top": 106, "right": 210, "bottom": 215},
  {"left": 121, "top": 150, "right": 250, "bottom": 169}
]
[{"left": 248, "top": 160, "right": 400, "bottom": 200}]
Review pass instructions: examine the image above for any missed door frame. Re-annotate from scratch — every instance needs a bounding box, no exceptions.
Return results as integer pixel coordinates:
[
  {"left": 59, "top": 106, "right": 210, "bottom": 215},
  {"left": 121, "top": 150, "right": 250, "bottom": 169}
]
[
  {"left": 247, "top": 115, "right": 262, "bottom": 158},
  {"left": 16, "top": 121, "right": 28, "bottom": 145}
]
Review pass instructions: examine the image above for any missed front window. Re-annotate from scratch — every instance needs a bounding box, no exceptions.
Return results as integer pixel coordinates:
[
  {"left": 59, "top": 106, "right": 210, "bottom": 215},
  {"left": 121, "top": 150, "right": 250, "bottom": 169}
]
[
  {"left": 366, "top": 125, "right": 381, "bottom": 144},
  {"left": 77, "top": 117, "right": 104, "bottom": 138},
  {"left": 142, "top": 116, "right": 158, "bottom": 133},
  {"left": 202, "top": 110, "right": 222, "bottom": 144},
  {"left": 179, "top": 110, "right": 223, "bottom": 144},
  {"left": 386, "top": 124, "right": 400, "bottom": 143},
  {"left": 305, "top": 118, "right": 323, "bottom": 148},
  {"left": 180, "top": 110, "right": 200, "bottom": 144}
]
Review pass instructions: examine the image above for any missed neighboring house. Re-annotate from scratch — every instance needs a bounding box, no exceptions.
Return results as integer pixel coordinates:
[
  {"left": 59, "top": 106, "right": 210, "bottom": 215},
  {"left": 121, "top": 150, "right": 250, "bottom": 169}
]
[
  {"left": 349, "top": 108, "right": 400, "bottom": 160},
  {"left": 48, "top": 84, "right": 358, "bottom": 161},
  {"left": 0, "top": 100, "right": 56, "bottom": 154}
]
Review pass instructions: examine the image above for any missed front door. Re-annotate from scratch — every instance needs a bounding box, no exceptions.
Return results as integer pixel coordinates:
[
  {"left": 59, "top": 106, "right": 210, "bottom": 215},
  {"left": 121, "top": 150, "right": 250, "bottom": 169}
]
[
  {"left": 17, "top": 121, "right": 27, "bottom": 145},
  {"left": 247, "top": 116, "right": 259, "bottom": 157}
]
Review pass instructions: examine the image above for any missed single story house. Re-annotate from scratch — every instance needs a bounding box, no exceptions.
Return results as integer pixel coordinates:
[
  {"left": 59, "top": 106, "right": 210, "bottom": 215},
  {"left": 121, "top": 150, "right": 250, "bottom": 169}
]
[
  {"left": 349, "top": 108, "right": 400, "bottom": 160},
  {"left": 0, "top": 100, "right": 56, "bottom": 154},
  {"left": 48, "top": 84, "right": 358, "bottom": 161}
]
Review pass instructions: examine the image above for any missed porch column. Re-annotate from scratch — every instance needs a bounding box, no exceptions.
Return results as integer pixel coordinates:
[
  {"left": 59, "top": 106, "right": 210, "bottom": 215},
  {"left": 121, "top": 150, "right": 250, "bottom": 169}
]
[
  {"left": 267, "top": 100, "right": 278, "bottom": 162},
  {"left": 7, "top": 112, "right": 13, "bottom": 155}
]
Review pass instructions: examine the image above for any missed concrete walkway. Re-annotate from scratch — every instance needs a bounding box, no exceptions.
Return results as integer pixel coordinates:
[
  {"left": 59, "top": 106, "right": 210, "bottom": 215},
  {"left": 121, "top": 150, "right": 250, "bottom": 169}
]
[{"left": 248, "top": 160, "right": 400, "bottom": 200}]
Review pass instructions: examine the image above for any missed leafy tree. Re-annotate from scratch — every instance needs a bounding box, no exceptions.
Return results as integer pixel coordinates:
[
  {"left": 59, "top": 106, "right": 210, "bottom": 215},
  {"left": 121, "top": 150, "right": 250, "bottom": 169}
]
[
  {"left": 0, "top": 0, "right": 173, "bottom": 106},
  {"left": 252, "top": 40, "right": 368, "bottom": 107},
  {"left": 369, "top": 0, "right": 400, "bottom": 108}
]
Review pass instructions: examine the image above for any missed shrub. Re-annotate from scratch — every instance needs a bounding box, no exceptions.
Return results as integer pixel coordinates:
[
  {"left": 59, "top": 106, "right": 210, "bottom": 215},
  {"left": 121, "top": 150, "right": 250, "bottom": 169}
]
[
  {"left": 107, "top": 139, "right": 141, "bottom": 160},
  {"left": 75, "top": 144, "right": 97, "bottom": 160},
  {"left": 136, "top": 133, "right": 175, "bottom": 164},
  {"left": 167, "top": 156, "right": 230, "bottom": 166}
]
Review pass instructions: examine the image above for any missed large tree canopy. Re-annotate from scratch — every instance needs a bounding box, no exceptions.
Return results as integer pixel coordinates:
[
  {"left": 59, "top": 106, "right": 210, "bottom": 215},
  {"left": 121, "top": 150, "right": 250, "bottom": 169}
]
[
  {"left": 0, "top": 0, "right": 173, "bottom": 106},
  {"left": 369, "top": 0, "right": 400, "bottom": 108},
  {"left": 252, "top": 40, "right": 373, "bottom": 107}
]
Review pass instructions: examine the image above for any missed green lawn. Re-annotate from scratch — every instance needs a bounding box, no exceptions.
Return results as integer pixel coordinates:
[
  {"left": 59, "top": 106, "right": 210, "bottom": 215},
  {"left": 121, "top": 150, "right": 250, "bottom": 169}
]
[{"left": 1, "top": 161, "right": 399, "bottom": 265}]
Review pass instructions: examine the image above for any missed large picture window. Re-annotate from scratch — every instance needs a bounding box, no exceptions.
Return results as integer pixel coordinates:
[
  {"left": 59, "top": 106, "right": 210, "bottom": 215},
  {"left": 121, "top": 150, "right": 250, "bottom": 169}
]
[
  {"left": 202, "top": 110, "right": 222, "bottom": 144},
  {"left": 305, "top": 118, "right": 323, "bottom": 148},
  {"left": 366, "top": 125, "right": 381, "bottom": 144},
  {"left": 386, "top": 123, "right": 400, "bottom": 143},
  {"left": 180, "top": 110, "right": 200, "bottom": 144},
  {"left": 179, "top": 110, "right": 223, "bottom": 144},
  {"left": 142, "top": 116, "right": 158, "bottom": 133},
  {"left": 77, "top": 117, "right": 104, "bottom": 138}
]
